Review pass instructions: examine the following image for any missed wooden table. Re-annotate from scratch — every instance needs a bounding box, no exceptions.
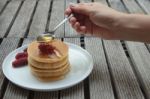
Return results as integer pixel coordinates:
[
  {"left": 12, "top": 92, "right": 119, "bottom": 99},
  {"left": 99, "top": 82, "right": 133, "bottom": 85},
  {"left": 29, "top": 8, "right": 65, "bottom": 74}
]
[{"left": 0, "top": 0, "right": 150, "bottom": 99}]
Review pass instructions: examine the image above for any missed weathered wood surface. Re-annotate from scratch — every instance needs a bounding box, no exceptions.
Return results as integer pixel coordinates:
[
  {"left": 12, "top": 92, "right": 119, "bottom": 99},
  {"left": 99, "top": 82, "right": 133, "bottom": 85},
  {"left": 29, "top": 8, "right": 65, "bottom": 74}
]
[
  {"left": 2, "top": 37, "right": 36, "bottom": 99},
  {"left": 79, "top": 0, "right": 91, "bottom": 3},
  {"left": 123, "top": 2, "right": 150, "bottom": 97},
  {"left": 107, "top": 0, "right": 127, "bottom": 12},
  {"left": 0, "top": 0, "right": 22, "bottom": 38},
  {"left": 85, "top": 38, "right": 115, "bottom": 99},
  {"left": 1, "top": 0, "right": 150, "bottom": 99},
  {"left": 7, "top": 0, "right": 37, "bottom": 37},
  {"left": 0, "top": 38, "right": 20, "bottom": 98},
  {"left": 103, "top": 40, "right": 144, "bottom": 99},
  {"left": 122, "top": 0, "right": 144, "bottom": 14},
  {"left": 0, "top": 0, "right": 8, "bottom": 14},
  {"left": 33, "top": 91, "right": 59, "bottom": 99},
  {"left": 49, "top": 0, "right": 65, "bottom": 37},
  {"left": 125, "top": 42, "right": 150, "bottom": 98},
  {"left": 94, "top": 0, "right": 107, "bottom": 4},
  {"left": 108, "top": 0, "right": 144, "bottom": 99},
  {"left": 136, "top": 0, "right": 150, "bottom": 14},
  {"left": 28, "top": 0, "right": 51, "bottom": 37},
  {"left": 3, "top": 83, "right": 29, "bottom": 99}
]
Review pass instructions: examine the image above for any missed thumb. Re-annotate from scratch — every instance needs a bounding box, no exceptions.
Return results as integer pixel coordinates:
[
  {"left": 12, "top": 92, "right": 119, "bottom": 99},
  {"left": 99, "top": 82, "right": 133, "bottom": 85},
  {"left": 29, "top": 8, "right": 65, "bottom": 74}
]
[{"left": 70, "top": 3, "right": 91, "bottom": 16}]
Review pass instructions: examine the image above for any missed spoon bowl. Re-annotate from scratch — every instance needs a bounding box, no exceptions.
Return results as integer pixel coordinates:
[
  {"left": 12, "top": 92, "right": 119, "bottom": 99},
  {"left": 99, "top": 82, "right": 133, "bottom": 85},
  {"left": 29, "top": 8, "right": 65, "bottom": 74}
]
[
  {"left": 36, "top": 14, "right": 73, "bottom": 42},
  {"left": 37, "top": 33, "right": 55, "bottom": 42}
]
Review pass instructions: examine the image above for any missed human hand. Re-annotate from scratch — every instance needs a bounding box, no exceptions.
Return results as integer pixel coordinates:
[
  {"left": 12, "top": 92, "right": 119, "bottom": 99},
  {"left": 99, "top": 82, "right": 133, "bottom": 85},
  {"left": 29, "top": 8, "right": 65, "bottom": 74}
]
[{"left": 65, "top": 3, "right": 123, "bottom": 39}]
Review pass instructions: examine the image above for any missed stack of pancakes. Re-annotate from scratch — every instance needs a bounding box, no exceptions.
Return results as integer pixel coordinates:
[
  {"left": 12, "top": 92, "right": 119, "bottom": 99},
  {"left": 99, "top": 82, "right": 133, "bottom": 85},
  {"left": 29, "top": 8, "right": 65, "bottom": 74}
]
[{"left": 27, "top": 40, "right": 70, "bottom": 81}]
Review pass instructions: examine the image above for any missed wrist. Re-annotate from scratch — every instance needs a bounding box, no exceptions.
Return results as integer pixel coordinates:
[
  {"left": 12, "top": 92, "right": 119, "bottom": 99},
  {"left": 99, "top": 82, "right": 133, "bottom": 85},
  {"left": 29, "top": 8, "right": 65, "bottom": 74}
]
[
  {"left": 111, "top": 13, "right": 150, "bottom": 42},
  {"left": 106, "top": 12, "right": 127, "bottom": 40},
  {"left": 111, "top": 13, "right": 137, "bottom": 40}
]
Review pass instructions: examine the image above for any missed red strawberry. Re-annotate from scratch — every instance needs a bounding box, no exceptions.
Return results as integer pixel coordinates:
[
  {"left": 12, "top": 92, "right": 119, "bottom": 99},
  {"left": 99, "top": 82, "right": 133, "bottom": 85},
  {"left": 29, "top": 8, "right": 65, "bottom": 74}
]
[
  {"left": 15, "top": 52, "right": 28, "bottom": 59},
  {"left": 38, "top": 43, "right": 55, "bottom": 54},
  {"left": 12, "top": 57, "right": 28, "bottom": 68}
]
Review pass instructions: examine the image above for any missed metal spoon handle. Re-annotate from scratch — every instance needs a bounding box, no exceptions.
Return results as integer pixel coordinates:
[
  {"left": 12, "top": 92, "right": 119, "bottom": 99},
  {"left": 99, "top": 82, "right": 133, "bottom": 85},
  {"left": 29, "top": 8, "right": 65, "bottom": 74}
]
[{"left": 53, "top": 14, "right": 73, "bottom": 32}]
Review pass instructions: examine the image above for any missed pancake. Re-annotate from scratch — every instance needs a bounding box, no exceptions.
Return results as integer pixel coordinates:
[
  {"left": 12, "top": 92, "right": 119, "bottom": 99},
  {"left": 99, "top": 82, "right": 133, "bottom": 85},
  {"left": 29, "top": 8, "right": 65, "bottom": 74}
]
[
  {"left": 29, "top": 63, "right": 70, "bottom": 76},
  {"left": 28, "top": 56, "right": 69, "bottom": 69},
  {"left": 27, "top": 40, "right": 68, "bottom": 63},
  {"left": 30, "top": 64, "right": 70, "bottom": 77},
  {"left": 27, "top": 39, "right": 70, "bottom": 81},
  {"left": 31, "top": 65, "right": 70, "bottom": 82}
]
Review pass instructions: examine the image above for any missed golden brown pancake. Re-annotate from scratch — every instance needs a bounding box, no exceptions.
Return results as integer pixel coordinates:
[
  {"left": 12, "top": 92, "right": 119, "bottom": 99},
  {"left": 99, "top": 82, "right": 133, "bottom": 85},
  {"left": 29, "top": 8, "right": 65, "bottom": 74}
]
[
  {"left": 29, "top": 63, "right": 70, "bottom": 77},
  {"left": 31, "top": 66, "right": 70, "bottom": 82},
  {"left": 27, "top": 39, "right": 70, "bottom": 81},
  {"left": 28, "top": 56, "right": 69, "bottom": 69},
  {"left": 27, "top": 40, "right": 68, "bottom": 63}
]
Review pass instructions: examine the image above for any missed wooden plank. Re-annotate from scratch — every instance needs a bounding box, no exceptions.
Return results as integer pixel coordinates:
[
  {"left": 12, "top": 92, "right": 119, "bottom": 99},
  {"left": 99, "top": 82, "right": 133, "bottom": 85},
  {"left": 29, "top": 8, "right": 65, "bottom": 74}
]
[
  {"left": 60, "top": 83, "right": 84, "bottom": 99},
  {"left": 122, "top": 0, "right": 150, "bottom": 52},
  {"left": 28, "top": 0, "right": 51, "bottom": 37},
  {"left": 125, "top": 41, "right": 150, "bottom": 98},
  {"left": 108, "top": 1, "right": 148, "bottom": 98},
  {"left": 22, "top": 37, "right": 35, "bottom": 45},
  {"left": 0, "top": 37, "right": 20, "bottom": 97},
  {"left": 94, "top": 0, "right": 107, "bottom": 4},
  {"left": 60, "top": 38, "right": 84, "bottom": 99},
  {"left": 107, "top": 0, "right": 127, "bottom": 12},
  {"left": 2, "top": 38, "right": 36, "bottom": 99},
  {"left": 49, "top": 0, "right": 65, "bottom": 37},
  {"left": 0, "top": 0, "right": 22, "bottom": 38},
  {"left": 8, "top": 0, "right": 37, "bottom": 37},
  {"left": 103, "top": 40, "right": 144, "bottom": 99},
  {"left": 136, "top": 0, "right": 150, "bottom": 14},
  {"left": 84, "top": 38, "right": 115, "bottom": 99},
  {"left": 33, "top": 92, "right": 58, "bottom": 99},
  {"left": 147, "top": 45, "right": 150, "bottom": 51},
  {"left": 79, "top": 0, "right": 92, "bottom": 3},
  {"left": 65, "top": 0, "right": 79, "bottom": 37},
  {"left": 0, "top": 0, "right": 8, "bottom": 13},
  {"left": 122, "top": 0, "right": 144, "bottom": 14},
  {"left": 3, "top": 83, "right": 29, "bottom": 99}
]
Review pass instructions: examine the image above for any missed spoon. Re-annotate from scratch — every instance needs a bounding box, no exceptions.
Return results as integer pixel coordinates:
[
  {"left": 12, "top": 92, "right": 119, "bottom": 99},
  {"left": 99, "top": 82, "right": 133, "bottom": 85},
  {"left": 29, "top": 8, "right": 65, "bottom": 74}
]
[{"left": 37, "top": 14, "right": 73, "bottom": 42}]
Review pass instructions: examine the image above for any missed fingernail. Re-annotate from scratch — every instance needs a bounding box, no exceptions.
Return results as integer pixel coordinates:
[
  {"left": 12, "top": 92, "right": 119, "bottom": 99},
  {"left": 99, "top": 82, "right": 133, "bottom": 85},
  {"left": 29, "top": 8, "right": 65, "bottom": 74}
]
[{"left": 69, "top": 3, "right": 77, "bottom": 7}]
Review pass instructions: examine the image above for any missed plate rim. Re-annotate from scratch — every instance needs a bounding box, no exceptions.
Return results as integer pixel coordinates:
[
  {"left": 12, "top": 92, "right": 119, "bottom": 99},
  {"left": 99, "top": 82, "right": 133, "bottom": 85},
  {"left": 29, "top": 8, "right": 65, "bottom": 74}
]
[{"left": 2, "top": 42, "right": 93, "bottom": 91}]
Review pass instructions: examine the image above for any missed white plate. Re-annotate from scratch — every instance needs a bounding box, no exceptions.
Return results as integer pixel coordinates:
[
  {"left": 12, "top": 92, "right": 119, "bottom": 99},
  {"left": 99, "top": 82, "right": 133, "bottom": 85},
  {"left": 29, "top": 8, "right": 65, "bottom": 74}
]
[{"left": 2, "top": 42, "right": 93, "bottom": 91}]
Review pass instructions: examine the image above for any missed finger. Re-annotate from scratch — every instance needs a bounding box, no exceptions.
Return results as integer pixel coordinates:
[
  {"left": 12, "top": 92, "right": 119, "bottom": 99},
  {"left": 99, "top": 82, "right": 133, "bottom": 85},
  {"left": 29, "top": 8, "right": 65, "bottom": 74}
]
[
  {"left": 71, "top": 21, "right": 78, "bottom": 30},
  {"left": 65, "top": 8, "right": 72, "bottom": 15},
  {"left": 70, "top": 3, "right": 91, "bottom": 16},
  {"left": 74, "top": 22, "right": 80, "bottom": 30},
  {"left": 76, "top": 25, "right": 87, "bottom": 34},
  {"left": 70, "top": 17, "right": 77, "bottom": 24},
  {"left": 76, "top": 28, "right": 82, "bottom": 34},
  {"left": 80, "top": 26, "right": 86, "bottom": 33},
  {"left": 76, "top": 26, "right": 86, "bottom": 34}
]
